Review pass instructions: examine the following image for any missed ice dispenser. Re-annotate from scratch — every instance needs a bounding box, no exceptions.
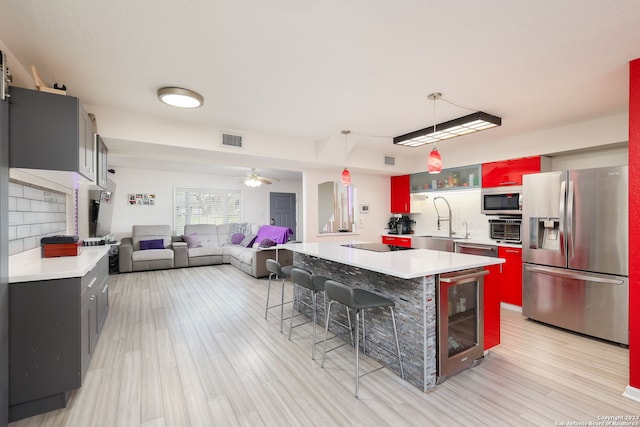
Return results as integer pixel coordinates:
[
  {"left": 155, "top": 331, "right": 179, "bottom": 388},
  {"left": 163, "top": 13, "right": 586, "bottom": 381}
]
[{"left": 528, "top": 218, "right": 560, "bottom": 250}]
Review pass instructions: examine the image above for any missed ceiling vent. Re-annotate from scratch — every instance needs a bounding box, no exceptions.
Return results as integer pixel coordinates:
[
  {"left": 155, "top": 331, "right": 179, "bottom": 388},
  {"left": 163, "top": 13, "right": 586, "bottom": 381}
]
[
  {"left": 221, "top": 132, "right": 243, "bottom": 148},
  {"left": 384, "top": 155, "right": 395, "bottom": 166}
]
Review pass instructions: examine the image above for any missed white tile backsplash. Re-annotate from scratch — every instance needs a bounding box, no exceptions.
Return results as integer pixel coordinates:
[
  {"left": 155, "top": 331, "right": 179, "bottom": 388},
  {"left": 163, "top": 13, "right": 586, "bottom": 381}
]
[
  {"left": 8, "top": 180, "right": 67, "bottom": 256},
  {"left": 409, "top": 189, "right": 490, "bottom": 240}
]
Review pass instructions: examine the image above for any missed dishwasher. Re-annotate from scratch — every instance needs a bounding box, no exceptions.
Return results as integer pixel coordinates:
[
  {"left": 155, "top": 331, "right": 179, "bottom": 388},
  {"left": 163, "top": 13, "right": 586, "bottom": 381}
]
[{"left": 455, "top": 242, "right": 498, "bottom": 258}]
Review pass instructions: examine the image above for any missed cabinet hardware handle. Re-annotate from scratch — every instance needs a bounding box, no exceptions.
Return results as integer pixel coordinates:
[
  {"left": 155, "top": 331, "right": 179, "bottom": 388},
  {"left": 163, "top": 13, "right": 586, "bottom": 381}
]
[
  {"left": 504, "top": 249, "right": 521, "bottom": 254},
  {"left": 101, "top": 284, "right": 108, "bottom": 294},
  {"left": 440, "top": 269, "right": 489, "bottom": 283},
  {"left": 87, "top": 277, "right": 97, "bottom": 289}
]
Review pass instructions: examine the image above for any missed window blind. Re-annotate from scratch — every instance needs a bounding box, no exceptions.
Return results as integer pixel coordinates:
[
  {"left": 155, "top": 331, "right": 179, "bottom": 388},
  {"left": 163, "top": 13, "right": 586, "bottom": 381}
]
[{"left": 174, "top": 187, "right": 242, "bottom": 235}]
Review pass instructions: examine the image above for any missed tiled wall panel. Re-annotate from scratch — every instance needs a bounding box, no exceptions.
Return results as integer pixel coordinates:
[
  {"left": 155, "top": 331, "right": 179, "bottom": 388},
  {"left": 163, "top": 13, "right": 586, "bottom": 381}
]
[{"left": 8, "top": 180, "right": 66, "bottom": 255}]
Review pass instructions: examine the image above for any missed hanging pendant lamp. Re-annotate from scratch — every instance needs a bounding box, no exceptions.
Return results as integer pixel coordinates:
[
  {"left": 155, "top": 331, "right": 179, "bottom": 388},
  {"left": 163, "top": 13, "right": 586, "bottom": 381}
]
[
  {"left": 427, "top": 93, "right": 442, "bottom": 174},
  {"left": 428, "top": 146, "right": 442, "bottom": 173},
  {"left": 341, "top": 130, "right": 352, "bottom": 186}
]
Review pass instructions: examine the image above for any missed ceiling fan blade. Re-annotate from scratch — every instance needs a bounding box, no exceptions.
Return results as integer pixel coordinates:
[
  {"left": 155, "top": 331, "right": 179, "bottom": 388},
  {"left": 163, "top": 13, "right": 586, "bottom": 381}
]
[{"left": 257, "top": 176, "right": 272, "bottom": 184}]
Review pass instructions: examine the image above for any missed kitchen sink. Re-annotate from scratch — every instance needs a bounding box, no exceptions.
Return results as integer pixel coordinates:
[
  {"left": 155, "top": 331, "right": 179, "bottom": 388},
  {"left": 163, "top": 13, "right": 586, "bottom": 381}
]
[{"left": 412, "top": 235, "right": 472, "bottom": 252}]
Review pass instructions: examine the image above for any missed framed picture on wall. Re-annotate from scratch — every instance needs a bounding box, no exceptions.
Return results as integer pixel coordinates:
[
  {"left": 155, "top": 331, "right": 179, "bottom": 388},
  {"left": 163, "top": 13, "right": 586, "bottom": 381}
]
[{"left": 128, "top": 193, "right": 156, "bottom": 205}]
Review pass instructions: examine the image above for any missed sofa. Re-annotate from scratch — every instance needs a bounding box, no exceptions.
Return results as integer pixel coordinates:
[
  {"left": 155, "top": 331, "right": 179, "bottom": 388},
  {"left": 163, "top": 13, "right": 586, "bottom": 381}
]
[
  {"left": 119, "top": 223, "right": 293, "bottom": 278},
  {"left": 119, "top": 225, "right": 187, "bottom": 273}
]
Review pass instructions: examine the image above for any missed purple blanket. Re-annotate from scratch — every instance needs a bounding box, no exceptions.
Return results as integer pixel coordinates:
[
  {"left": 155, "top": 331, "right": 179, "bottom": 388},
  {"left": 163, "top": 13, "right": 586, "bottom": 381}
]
[{"left": 255, "top": 225, "right": 292, "bottom": 244}]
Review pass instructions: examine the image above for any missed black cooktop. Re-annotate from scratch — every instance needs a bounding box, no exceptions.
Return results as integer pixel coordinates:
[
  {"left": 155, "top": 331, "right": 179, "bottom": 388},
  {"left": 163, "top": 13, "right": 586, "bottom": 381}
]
[{"left": 341, "top": 243, "right": 415, "bottom": 252}]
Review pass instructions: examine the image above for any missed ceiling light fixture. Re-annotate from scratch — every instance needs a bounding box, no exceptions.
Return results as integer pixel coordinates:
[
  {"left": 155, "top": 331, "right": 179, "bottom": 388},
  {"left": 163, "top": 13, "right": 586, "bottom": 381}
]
[
  {"left": 157, "top": 87, "right": 204, "bottom": 108},
  {"left": 341, "top": 130, "right": 352, "bottom": 186},
  {"left": 393, "top": 94, "right": 501, "bottom": 148},
  {"left": 244, "top": 177, "right": 262, "bottom": 187}
]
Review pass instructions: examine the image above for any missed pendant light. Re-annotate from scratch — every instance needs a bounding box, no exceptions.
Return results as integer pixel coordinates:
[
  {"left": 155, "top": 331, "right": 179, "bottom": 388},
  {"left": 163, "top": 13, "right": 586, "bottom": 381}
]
[
  {"left": 341, "top": 130, "right": 352, "bottom": 186},
  {"left": 427, "top": 93, "right": 443, "bottom": 174}
]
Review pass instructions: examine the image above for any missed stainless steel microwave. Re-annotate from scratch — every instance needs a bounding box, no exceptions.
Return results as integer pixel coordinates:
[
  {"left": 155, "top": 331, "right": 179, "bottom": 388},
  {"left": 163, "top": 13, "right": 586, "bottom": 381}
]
[{"left": 481, "top": 186, "right": 522, "bottom": 215}]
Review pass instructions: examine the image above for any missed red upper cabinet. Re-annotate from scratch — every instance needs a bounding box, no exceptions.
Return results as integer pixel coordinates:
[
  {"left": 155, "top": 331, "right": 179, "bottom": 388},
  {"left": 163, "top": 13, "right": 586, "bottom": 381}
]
[
  {"left": 390, "top": 175, "right": 411, "bottom": 214},
  {"left": 481, "top": 156, "right": 548, "bottom": 187}
]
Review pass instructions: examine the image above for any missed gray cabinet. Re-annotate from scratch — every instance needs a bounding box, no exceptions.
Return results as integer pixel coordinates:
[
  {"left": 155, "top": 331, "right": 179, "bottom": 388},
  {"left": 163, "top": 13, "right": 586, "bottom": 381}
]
[
  {"left": 9, "top": 87, "right": 96, "bottom": 182},
  {"left": 95, "top": 135, "right": 108, "bottom": 189},
  {"left": 9, "top": 253, "right": 108, "bottom": 421}
]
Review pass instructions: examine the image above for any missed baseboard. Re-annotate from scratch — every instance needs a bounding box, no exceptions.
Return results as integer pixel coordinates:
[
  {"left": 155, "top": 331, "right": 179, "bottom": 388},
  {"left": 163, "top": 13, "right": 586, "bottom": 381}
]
[
  {"left": 500, "top": 302, "right": 522, "bottom": 313},
  {"left": 623, "top": 385, "right": 640, "bottom": 402}
]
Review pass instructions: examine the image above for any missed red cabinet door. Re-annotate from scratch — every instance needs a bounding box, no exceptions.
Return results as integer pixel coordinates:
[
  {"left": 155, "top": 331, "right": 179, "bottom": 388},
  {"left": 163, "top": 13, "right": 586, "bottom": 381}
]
[
  {"left": 481, "top": 156, "right": 542, "bottom": 187},
  {"left": 483, "top": 264, "right": 501, "bottom": 350},
  {"left": 390, "top": 175, "right": 410, "bottom": 213},
  {"left": 498, "top": 246, "right": 523, "bottom": 306}
]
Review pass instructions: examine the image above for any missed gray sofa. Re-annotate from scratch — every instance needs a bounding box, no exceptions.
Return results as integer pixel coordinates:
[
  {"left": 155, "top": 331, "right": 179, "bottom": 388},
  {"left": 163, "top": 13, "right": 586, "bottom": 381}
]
[
  {"left": 119, "top": 223, "right": 292, "bottom": 278},
  {"left": 119, "top": 225, "right": 187, "bottom": 273}
]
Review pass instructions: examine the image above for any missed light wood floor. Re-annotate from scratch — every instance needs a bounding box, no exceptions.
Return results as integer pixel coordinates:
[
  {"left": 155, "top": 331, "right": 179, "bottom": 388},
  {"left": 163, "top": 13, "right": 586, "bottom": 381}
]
[{"left": 10, "top": 265, "right": 639, "bottom": 426}]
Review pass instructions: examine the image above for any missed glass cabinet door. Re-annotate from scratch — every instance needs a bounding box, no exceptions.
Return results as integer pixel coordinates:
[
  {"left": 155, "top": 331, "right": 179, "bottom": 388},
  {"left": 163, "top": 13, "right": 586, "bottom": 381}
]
[{"left": 411, "top": 164, "right": 481, "bottom": 192}]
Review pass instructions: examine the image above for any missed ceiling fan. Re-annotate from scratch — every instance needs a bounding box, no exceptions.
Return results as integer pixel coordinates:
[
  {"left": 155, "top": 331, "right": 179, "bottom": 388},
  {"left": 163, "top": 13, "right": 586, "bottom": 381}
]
[{"left": 239, "top": 168, "right": 279, "bottom": 187}]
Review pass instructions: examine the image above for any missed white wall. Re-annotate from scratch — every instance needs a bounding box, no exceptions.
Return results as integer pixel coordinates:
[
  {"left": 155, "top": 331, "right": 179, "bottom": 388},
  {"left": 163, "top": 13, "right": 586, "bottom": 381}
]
[
  {"left": 302, "top": 168, "right": 391, "bottom": 243},
  {"left": 108, "top": 167, "right": 302, "bottom": 239}
]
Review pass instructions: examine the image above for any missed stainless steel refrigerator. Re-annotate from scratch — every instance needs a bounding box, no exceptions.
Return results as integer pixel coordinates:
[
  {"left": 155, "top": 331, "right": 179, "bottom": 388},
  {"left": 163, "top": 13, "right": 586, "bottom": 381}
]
[{"left": 522, "top": 166, "right": 628, "bottom": 345}]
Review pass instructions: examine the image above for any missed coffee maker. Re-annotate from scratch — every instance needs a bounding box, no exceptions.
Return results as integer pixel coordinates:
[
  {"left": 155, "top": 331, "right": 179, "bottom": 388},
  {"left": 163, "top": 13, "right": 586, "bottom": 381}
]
[
  {"left": 398, "top": 215, "right": 415, "bottom": 234},
  {"left": 388, "top": 215, "right": 414, "bottom": 234},
  {"left": 388, "top": 216, "right": 400, "bottom": 234}
]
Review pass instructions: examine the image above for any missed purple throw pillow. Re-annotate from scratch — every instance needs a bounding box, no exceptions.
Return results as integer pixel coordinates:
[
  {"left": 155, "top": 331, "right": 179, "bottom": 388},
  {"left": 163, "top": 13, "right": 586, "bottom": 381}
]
[
  {"left": 258, "top": 238, "right": 276, "bottom": 248},
  {"left": 182, "top": 233, "right": 202, "bottom": 248},
  {"left": 139, "top": 239, "right": 165, "bottom": 250},
  {"left": 230, "top": 233, "right": 245, "bottom": 245}
]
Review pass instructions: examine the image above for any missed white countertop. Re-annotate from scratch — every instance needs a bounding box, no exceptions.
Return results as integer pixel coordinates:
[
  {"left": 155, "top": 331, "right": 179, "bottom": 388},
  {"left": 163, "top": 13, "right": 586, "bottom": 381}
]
[
  {"left": 9, "top": 246, "right": 110, "bottom": 283},
  {"left": 284, "top": 241, "right": 504, "bottom": 279}
]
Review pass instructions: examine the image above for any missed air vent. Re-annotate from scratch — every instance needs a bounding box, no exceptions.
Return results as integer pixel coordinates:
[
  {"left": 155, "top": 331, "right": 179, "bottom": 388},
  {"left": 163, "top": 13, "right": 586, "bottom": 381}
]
[
  {"left": 221, "top": 132, "right": 243, "bottom": 148},
  {"left": 384, "top": 155, "right": 395, "bottom": 166}
]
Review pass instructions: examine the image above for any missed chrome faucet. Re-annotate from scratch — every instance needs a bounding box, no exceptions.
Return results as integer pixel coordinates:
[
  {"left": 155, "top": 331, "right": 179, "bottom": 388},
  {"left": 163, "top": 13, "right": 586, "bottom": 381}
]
[
  {"left": 433, "top": 196, "right": 454, "bottom": 237},
  {"left": 462, "top": 221, "right": 470, "bottom": 239}
]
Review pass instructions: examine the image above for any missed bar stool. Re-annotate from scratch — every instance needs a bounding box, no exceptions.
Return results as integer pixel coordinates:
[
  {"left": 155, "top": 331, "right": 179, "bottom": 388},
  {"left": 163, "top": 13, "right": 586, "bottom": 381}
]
[
  {"left": 288, "top": 268, "right": 329, "bottom": 359},
  {"left": 265, "top": 258, "right": 293, "bottom": 333},
  {"left": 321, "top": 279, "right": 404, "bottom": 398}
]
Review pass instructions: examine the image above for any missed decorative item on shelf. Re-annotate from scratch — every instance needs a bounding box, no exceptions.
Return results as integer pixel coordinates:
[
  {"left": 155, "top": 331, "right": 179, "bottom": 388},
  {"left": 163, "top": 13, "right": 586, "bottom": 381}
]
[
  {"left": 31, "top": 65, "right": 66, "bottom": 95},
  {"left": 341, "top": 130, "right": 352, "bottom": 186},
  {"left": 157, "top": 86, "right": 204, "bottom": 108}
]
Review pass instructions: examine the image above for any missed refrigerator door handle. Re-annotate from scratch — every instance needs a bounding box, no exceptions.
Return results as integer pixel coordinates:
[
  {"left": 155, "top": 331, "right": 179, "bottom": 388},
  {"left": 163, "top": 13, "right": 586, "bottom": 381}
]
[
  {"left": 558, "top": 179, "right": 567, "bottom": 255},
  {"left": 566, "top": 180, "right": 575, "bottom": 259},
  {"left": 524, "top": 265, "right": 625, "bottom": 285}
]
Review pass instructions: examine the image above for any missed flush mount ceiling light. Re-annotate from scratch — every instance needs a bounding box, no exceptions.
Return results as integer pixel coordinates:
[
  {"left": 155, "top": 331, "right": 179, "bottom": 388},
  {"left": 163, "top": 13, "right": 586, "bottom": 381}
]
[
  {"left": 157, "top": 87, "right": 204, "bottom": 108},
  {"left": 393, "top": 93, "right": 501, "bottom": 148}
]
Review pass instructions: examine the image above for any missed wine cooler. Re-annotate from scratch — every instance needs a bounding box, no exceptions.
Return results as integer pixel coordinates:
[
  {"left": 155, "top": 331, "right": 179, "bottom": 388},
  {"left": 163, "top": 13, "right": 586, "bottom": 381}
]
[{"left": 437, "top": 268, "right": 487, "bottom": 380}]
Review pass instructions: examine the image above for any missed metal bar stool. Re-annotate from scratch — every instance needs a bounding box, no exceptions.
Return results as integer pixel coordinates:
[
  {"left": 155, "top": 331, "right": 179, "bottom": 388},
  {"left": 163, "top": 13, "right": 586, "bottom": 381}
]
[
  {"left": 288, "top": 268, "right": 329, "bottom": 359},
  {"left": 321, "top": 279, "right": 404, "bottom": 398},
  {"left": 265, "top": 258, "right": 293, "bottom": 333}
]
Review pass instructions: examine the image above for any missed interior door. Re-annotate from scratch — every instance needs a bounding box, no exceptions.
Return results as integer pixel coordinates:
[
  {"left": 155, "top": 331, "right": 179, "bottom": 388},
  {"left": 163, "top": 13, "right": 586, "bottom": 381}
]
[{"left": 270, "top": 192, "right": 296, "bottom": 240}]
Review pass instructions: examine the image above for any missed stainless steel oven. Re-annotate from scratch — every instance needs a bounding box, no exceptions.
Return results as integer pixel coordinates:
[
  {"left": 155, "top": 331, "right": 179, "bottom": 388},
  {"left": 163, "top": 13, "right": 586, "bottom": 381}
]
[
  {"left": 489, "top": 218, "right": 522, "bottom": 244},
  {"left": 437, "top": 268, "right": 487, "bottom": 381}
]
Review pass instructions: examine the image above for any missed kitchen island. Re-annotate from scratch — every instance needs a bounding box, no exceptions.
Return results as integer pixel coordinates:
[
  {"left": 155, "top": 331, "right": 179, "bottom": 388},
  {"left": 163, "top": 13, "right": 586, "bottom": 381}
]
[{"left": 284, "top": 241, "right": 504, "bottom": 392}]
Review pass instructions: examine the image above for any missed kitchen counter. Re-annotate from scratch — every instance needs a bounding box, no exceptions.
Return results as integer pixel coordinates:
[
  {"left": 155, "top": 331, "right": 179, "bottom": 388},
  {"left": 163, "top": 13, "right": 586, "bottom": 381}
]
[
  {"left": 286, "top": 240, "right": 504, "bottom": 392},
  {"left": 285, "top": 241, "right": 503, "bottom": 279},
  {"left": 9, "top": 246, "right": 110, "bottom": 283}
]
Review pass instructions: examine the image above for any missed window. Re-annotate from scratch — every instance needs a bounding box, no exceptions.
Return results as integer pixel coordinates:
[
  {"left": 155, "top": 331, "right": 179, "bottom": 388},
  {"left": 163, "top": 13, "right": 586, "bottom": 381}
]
[{"left": 174, "top": 187, "right": 242, "bottom": 235}]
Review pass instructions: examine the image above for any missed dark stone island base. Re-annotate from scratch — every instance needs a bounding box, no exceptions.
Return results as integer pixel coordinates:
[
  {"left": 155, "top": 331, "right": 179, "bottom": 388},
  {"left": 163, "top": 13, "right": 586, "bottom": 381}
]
[{"left": 293, "top": 252, "right": 438, "bottom": 392}]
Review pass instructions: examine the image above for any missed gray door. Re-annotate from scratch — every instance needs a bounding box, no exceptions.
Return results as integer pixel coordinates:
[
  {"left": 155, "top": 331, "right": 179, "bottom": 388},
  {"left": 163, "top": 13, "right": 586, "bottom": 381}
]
[{"left": 270, "top": 192, "right": 296, "bottom": 240}]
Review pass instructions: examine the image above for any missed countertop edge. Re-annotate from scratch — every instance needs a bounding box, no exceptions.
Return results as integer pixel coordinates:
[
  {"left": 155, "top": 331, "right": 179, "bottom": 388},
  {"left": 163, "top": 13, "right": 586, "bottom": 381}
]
[{"left": 9, "top": 246, "right": 110, "bottom": 283}]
